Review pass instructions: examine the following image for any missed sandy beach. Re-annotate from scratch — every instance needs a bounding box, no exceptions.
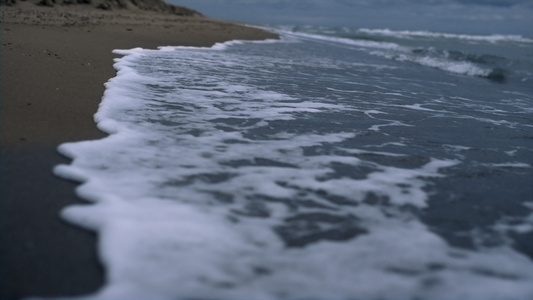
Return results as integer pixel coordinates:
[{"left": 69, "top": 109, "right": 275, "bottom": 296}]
[{"left": 0, "top": 2, "right": 277, "bottom": 299}]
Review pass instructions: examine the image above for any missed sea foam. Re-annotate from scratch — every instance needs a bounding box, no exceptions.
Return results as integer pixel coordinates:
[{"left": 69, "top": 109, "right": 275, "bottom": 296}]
[{"left": 53, "top": 29, "right": 533, "bottom": 299}]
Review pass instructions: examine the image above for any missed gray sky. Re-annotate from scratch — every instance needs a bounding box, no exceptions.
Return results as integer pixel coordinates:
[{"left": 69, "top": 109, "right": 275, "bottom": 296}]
[{"left": 168, "top": 0, "right": 533, "bottom": 36}]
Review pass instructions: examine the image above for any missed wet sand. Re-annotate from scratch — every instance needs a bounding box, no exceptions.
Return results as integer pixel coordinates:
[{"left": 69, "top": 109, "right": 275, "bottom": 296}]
[{"left": 0, "top": 2, "right": 277, "bottom": 299}]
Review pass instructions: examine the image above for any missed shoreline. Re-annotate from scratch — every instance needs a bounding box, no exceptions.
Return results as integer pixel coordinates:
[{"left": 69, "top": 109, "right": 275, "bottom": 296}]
[
  {"left": 1, "top": 2, "right": 278, "bottom": 148},
  {"left": 0, "top": 3, "right": 277, "bottom": 299}
]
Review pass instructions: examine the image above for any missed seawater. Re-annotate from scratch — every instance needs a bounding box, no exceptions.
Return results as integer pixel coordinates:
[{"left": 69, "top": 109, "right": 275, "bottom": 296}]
[{"left": 53, "top": 26, "right": 533, "bottom": 299}]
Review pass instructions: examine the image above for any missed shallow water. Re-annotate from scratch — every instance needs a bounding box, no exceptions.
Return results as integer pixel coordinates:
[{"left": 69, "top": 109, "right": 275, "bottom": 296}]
[{"left": 53, "top": 27, "right": 533, "bottom": 299}]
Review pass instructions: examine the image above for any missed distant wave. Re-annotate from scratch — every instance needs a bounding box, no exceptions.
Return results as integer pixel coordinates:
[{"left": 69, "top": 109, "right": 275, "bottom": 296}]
[
  {"left": 358, "top": 28, "right": 533, "bottom": 43},
  {"left": 278, "top": 29, "right": 403, "bottom": 51},
  {"left": 274, "top": 26, "right": 515, "bottom": 82},
  {"left": 374, "top": 46, "right": 509, "bottom": 82},
  {"left": 372, "top": 50, "right": 505, "bottom": 82}
]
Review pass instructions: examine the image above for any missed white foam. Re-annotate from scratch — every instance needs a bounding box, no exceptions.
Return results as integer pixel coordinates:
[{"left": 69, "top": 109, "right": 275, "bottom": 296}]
[
  {"left": 369, "top": 120, "right": 414, "bottom": 132},
  {"left": 443, "top": 144, "right": 471, "bottom": 152},
  {"left": 58, "top": 195, "right": 533, "bottom": 300},
  {"left": 374, "top": 51, "right": 492, "bottom": 77},
  {"left": 278, "top": 26, "right": 501, "bottom": 80},
  {"left": 393, "top": 103, "right": 441, "bottom": 112},
  {"left": 358, "top": 28, "right": 533, "bottom": 44},
  {"left": 340, "top": 147, "right": 407, "bottom": 157},
  {"left": 484, "top": 162, "right": 532, "bottom": 168},
  {"left": 52, "top": 37, "right": 533, "bottom": 300},
  {"left": 281, "top": 29, "right": 404, "bottom": 50}
]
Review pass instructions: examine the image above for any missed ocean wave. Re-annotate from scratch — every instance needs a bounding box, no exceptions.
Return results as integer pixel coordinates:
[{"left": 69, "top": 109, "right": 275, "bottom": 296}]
[
  {"left": 358, "top": 28, "right": 533, "bottom": 43},
  {"left": 51, "top": 30, "right": 533, "bottom": 299},
  {"left": 279, "top": 29, "right": 403, "bottom": 50},
  {"left": 373, "top": 50, "right": 506, "bottom": 82},
  {"left": 273, "top": 26, "right": 513, "bottom": 82}
]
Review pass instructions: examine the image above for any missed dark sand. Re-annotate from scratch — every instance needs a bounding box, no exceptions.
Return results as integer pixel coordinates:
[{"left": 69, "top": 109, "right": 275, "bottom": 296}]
[{"left": 0, "top": 2, "right": 277, "bottom": 299}]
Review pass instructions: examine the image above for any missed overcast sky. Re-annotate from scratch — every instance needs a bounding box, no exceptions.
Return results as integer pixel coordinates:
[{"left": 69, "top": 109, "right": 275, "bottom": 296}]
[{"left": 168, "top": 0, "right": 533, "bottom": 36}]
